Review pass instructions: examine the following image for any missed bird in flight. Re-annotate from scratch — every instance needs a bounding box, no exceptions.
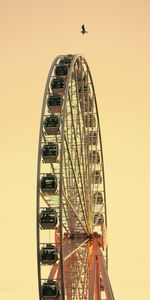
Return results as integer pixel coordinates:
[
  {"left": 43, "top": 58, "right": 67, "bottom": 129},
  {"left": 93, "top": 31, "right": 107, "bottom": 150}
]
[{"left": 81, "top": 24, "right": 88, "bottom": 34}]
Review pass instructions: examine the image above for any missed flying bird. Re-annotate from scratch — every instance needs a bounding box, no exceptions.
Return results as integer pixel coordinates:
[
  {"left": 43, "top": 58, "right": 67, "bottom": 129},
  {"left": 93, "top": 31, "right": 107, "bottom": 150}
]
[{"left": 81, "top": 24, "right": 88, "bottom": 34}]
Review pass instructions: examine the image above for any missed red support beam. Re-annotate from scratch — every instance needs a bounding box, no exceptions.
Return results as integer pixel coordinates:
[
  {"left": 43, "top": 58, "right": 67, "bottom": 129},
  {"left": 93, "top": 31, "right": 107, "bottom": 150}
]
[
  {"left": 88, "top": 234, "right": 115, "bottom": 300},
  {"left": 95, "top": 259, "right": 101, "bottom": 300},
  {"left": 97, "top": 249, "right": 115, "bottom": 300}
]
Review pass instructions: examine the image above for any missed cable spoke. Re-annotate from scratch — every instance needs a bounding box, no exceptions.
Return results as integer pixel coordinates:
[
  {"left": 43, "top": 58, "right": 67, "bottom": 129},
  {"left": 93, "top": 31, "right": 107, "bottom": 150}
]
[
  {"left": 64, "top": 134, "right": 89, "bottom": 231},
  {"left": 62, "top": 192, "right": 88, "bottom": 233}
]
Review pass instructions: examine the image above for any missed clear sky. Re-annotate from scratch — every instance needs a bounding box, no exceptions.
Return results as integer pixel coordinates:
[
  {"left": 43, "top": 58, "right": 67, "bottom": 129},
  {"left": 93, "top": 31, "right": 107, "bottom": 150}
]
[{"left": 0, "top": 0, "right": 150, "bottom": 299}]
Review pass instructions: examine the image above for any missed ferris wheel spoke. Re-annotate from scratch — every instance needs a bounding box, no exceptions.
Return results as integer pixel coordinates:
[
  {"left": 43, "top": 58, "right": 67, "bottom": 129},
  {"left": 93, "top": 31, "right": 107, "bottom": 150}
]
[
  {"left": 62, "top": 192, "right": 88, "bottom": 233},
  {"left": 75, "top": 68, "right": 95, "bottom": 227},
  {"left": 67, "top": 91, "right": 87, "bottom": 209},
  {"left": 64, "top": 108, "right": 84, "bottom": 198},
  {"left": 68, "top": 74, "right": 87, "bottom": 188},
  {"left": 73, "top": 75, "right": 88, "bottom": 187},
  {"left": 67, "top": 146, "right": 87, "bottom": 218},
  {"left": 64, "top": 135, "right": 89, "bottom": 230},
  {"left": 62, "top": 148, "right": 81, "bottom": 233},
  {"left": 75, "top": 82, "right": 88, "bottom": 196},
  {"left": 63, "top": 147, "right": 86, "bottom": 234}
]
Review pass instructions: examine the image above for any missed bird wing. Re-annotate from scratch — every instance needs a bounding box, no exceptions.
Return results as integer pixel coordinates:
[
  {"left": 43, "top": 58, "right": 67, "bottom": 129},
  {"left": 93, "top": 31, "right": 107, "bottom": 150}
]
[{"left": 82, "top": 24, "right": 85, "bottom": 31}]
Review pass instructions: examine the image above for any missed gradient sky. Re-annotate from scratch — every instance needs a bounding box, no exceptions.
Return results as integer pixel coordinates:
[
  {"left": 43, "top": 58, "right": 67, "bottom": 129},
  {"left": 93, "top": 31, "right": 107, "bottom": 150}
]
[{"left": 0, "top": 0, "right": 150, "bottom": 299}]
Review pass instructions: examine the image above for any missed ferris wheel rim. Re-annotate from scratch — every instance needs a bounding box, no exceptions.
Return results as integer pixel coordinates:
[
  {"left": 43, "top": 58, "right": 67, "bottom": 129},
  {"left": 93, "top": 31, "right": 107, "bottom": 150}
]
[{"left": 36, "top": 54, "right": 64, "bottom": 299}]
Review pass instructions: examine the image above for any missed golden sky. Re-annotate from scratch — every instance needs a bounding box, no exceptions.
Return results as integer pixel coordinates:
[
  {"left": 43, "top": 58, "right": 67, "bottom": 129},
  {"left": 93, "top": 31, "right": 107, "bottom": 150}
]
[{"left": 0, "top": 0, "right": 150, "bottom": 299}]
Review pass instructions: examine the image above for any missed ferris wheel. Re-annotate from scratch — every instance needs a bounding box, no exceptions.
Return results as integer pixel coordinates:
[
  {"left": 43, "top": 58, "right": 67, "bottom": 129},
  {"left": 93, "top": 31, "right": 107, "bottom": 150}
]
[{"left": 37, "top": 54, "right": 115, "bottom": 300}]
